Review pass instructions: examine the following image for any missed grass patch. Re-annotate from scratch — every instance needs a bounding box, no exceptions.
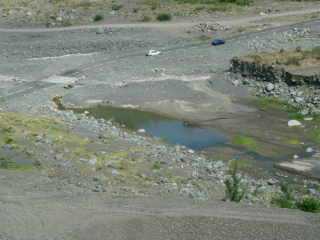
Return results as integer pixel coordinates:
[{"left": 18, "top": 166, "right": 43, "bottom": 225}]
[
  {"left": 256, "top": 97, "right": 304, "bottom": 119},
  {"left": 256, "top": 97, "right": 320, "bottom": 144},
  {"left": 143, "top": 0, "right": 161, "bottom": 10},
  {"left": 0, "top": 111, "right": 90, "bottom": 164},
  {"left": 257, "top": 97, "right": 299, "bottom": 112},
  {"left": 232, "top": 135, "right": 257, "bottom": 151},
  {"left": 140, "top": 15, "right": 152, "bottom": 22},
  {"left": 247, "top": 46, "right": 320, "bottom": 67},
  {"left": 309, "top": 128, "right": 320, "bottom": 144},
  {"left": 152, "top": 161, "right": 162, "bottom": 170},
  {"left": 0, "top": 157, "right": 34, "bottom": 171},
  {"left": 304, "top": 114, "right": 320, "bottom": 143},
  {"left": 286, "top": 138, "right": 301, "bottom": 145},
  {"left": 175, "top": 0, "right": 251, "bottom": 12}
]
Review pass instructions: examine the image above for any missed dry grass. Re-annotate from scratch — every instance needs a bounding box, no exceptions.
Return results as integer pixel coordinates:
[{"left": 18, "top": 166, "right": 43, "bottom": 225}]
[{"left": 245, "top": 47, "right": 320, "bottom": 68}]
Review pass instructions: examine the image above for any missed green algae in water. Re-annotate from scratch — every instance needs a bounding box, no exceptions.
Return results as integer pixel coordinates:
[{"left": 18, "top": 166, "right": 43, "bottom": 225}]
[{"left": 232, "top": 135, "right": 258, "bottom": 151}]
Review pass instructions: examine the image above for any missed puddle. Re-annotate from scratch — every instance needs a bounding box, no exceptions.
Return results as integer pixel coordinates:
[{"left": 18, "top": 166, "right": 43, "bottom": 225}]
[{"left": 71, "top": 105, "right": 228, "bottom": 150}]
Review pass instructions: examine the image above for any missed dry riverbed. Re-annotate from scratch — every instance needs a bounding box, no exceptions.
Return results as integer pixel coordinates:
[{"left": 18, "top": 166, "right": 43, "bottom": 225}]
[{"left": 1, "top": 5, "right": 320, "bottom": 239}]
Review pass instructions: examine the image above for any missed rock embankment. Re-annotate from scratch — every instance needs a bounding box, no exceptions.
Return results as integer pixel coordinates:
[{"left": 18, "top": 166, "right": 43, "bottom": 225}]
[
  {"left": 230, "top": 57, "right": 320, "bottom": 115},
  {"left": 231, "top": 57, "right": 320, "bottom": 86}
]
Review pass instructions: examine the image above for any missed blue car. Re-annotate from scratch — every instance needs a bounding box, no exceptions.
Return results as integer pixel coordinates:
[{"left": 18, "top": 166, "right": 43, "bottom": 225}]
[{"left": 211, "top": 39, "right": 225, "bottom": 46}]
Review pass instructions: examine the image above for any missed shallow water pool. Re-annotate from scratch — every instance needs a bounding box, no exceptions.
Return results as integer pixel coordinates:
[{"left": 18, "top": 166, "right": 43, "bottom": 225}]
[{"left": 71, "top": 105, "right": 228, "bottom": 150}]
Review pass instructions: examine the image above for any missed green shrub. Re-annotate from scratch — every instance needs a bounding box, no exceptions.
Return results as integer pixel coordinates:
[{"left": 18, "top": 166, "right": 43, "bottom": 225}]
[
  {"left": 297, "top": 196, "right": 320, "bottom": 213},
  {"left": 93, "top": 14, "right": 104, "bottom": 22},
  {"left": 4, "top": 136, "right": 14, "bottom": 144},
  {"left": 272, "top": 182, "right": 296, "bottom": 209},
  {"left": 224, "top": 161, "right": 247, "bottom": 202},
  {"left": 156, "top": 13, "right": 172, "bottom": 21},
  {"left": 0, "top": 157, "right": 10, "bottom": 169},
  {"left": 272, "top": 181, "right": 320, "bottom": 213},
  {"left": 152, "top": 161, "right": 161, "bottom": 170},
  {"left": 111, "top": 4, "right": 123, "bottom": 11}
]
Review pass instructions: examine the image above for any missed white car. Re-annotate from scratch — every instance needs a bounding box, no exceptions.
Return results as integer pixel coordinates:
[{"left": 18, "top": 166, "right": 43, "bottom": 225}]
[{"left": 146, "top": 49, "right": 161, "bottom": 56}]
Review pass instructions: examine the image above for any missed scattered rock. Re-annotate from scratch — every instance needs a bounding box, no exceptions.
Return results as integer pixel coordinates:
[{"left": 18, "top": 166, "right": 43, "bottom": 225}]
[
  {"left": 231, "top": 47, "right": 320, "bottom": 115},
  {"left": 64, "top": 84, "right": 74, "bottom": 89},
  {"left": 92, "top": 184, "right": 106, "bottom": 192},
  {"left": 288, "top": 120, "right": 302, "bottom": 127},
  {"left": 96, "top": 28, "right": 104, "bottom": 34},
  {"left": 193, "top": 22, "right": 231, "bottom": 33},
  {"left": 265, "top": 83, "right": 275, "bottom": 92},
  {"left": 309, "top": 188, "right": 317, "bottom": 195},
  {"left": 232, "top": 79, "right": 241, "bottom": 86},
  {"left": 187, "top": 149, "right": 195, "bottom": 154},
  {"left": 306, "top": 147, "right": 314, "bottom": 153},
  {"left": 304, "top": 117, "right": 313, "bottom": 121},
  {"left": 56, "top": 16, "right": 63, "bottom": 22},
  {"left": 112, "top": 169, "right": 119, "bottom": 176},
  {"left": 137, "top": 129, "right": 146, "bottom": 134},
  {"left": 88, "top": 158, "right": 97, "bottom": 165},
  {"left": 146, "top": 50, "right": 161, "bottom": 56},
  {"left": 267, "top": 178, "right": 278, "bottom": 185},
  {"left": 276, "top": 160, "right": 318, "bottom": 179}
]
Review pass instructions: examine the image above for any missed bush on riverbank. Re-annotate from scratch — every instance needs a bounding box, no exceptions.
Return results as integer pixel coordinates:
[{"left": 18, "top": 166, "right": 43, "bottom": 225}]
[
  {"left": 224, "top": 161, "right": 247, "bottom": 202},
  {"left": 272, "top": 182, "right": 320, "bottom": 213},
  {"left": 297, "top": 196, "right": 320, "bottom": 213},
  {"left": 156, "top": 13, "right": 172, "bottom": 21}
]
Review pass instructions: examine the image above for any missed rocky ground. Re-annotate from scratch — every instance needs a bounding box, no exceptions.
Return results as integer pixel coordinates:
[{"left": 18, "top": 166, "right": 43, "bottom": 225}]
[
  {"left": 231, "top": 44, "right": 320, "bottom": 115},
  {"left": 0, "top": 0, "right": 320, "bottom": 27},
  {"left": 0, "top": 3, "right": 320, "bottom": 239}
]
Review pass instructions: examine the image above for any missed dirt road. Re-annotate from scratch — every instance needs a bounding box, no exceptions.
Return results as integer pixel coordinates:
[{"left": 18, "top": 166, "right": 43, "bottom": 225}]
[{"left": 1, "top": 191, "right": 319, "bottom": 240}]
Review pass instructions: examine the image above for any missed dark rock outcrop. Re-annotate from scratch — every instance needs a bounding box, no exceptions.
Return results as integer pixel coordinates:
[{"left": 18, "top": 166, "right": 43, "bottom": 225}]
[{"left": 231, "top": 57, "right": 320, "bottom": 86}]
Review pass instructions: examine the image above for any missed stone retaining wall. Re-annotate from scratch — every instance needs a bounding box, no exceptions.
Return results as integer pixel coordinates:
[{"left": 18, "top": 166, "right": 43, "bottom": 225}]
[{"left": 231, "top": 57, "right": 320, "bottom": 86}]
